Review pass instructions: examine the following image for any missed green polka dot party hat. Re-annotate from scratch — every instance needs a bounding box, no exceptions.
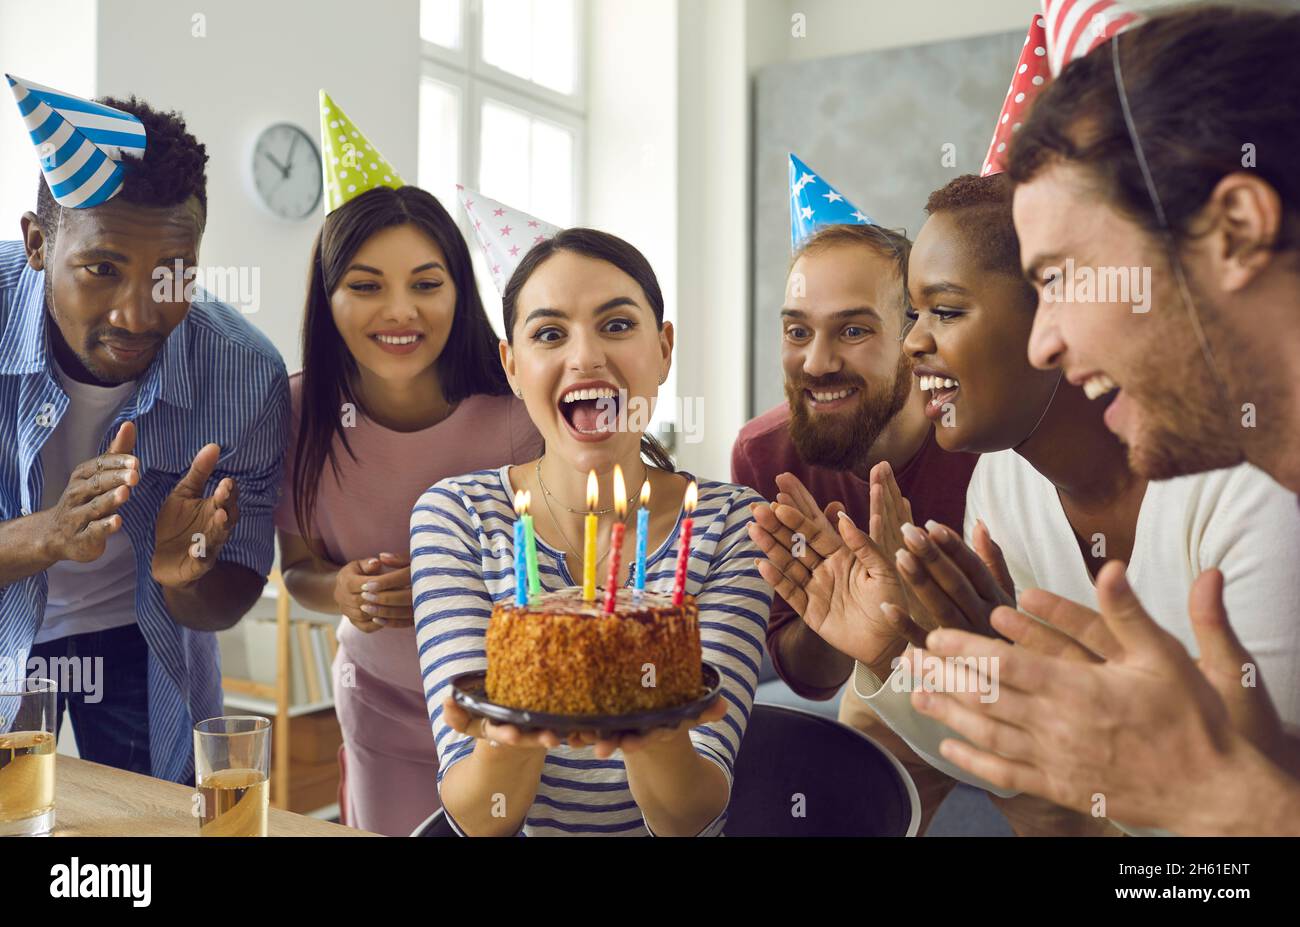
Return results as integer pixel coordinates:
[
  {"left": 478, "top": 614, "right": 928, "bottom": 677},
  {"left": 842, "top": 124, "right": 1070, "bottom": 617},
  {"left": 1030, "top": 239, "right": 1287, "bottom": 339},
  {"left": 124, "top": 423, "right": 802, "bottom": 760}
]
[{"left": 318, "top": 89, "right": 404, "bottom": 215}]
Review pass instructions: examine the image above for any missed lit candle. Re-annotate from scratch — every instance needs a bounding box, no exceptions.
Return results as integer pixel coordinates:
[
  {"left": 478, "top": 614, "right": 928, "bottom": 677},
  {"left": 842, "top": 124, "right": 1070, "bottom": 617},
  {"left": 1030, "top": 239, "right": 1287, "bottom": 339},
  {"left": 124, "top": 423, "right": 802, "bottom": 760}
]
[
  {"left": 513, "top": 490, "right": 528, "bottom": 606},
  {"left": 634, "top": 479, "right": 650, "bottom": 597},
  {"left": 603, "top": 465, "right": 627, "bottom": 614},
  {"left": 582, "top": 470, "right": 598, "bottom": 602},
  {"left": 672, "top": 481, "right": 698, "bottom": 606},
  {"left": 522, "top": 490, "right": 540, "bottom": 599}
]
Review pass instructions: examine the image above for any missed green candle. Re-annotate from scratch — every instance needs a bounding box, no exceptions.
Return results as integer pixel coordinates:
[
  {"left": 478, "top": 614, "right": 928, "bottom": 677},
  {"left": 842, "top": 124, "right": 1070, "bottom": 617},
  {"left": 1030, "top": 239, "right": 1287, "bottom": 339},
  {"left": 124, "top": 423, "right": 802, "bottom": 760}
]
[{"left": 522, "top": 490, "right": 540, "bottom": 598}]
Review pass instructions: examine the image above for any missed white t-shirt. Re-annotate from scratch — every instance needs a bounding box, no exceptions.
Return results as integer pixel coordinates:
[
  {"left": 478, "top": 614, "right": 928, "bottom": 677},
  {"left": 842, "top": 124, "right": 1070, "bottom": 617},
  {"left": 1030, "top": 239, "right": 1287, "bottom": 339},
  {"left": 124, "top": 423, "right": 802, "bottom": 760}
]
[
  {"left": 34, "top": 358, "right": 139, "bottom": 644},
  {"left": 856, "top": 451, "right": 1300, "bottom": 807}
]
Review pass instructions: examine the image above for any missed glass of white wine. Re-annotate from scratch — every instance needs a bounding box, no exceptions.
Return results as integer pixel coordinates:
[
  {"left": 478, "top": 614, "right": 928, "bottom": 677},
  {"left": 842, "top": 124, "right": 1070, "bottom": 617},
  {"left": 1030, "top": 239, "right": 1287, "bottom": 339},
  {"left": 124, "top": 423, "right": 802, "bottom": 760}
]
[
  {"left": 193, "top": 716, "right": 270, "bottom": 837},
  {"left": 0, "top": 676, "right": 57, "bottom": 836}
]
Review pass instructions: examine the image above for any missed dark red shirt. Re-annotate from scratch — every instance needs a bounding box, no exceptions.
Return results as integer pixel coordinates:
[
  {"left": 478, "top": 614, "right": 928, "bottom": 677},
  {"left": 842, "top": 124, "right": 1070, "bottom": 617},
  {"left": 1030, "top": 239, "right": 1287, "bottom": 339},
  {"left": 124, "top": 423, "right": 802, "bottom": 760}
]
[{"left": 731, "top": 403, "right": 979, "bottom": 699}]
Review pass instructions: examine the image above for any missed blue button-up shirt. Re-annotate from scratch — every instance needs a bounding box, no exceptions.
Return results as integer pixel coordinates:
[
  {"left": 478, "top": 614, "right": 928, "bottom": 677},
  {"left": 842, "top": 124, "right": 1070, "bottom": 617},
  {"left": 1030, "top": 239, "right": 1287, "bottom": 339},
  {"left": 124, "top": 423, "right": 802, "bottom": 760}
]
[{"left": 0, "top": 240, "right": 289, "bottom": 783}]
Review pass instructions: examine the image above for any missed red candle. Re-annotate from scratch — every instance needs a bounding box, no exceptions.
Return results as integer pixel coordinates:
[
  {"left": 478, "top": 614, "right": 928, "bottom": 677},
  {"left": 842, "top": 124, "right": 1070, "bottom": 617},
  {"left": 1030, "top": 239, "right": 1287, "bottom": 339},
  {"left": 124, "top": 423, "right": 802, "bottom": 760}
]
[
  {"left": 603, "top": 465, "right": 627, "bottom": 614},
  {"left": 672, "top": 481, "right": 698, "bottom": 606}
]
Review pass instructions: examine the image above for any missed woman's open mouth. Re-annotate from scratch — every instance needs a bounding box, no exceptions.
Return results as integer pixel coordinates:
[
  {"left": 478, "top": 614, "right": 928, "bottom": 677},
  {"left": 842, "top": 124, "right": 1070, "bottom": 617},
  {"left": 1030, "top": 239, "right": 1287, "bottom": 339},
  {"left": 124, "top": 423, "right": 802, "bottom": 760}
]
[
  {"left": 559, "top": 384, "right": 622, "bottom": 442},
  {"left": 919, "top": 374, "right": 960, "bottom": 420},
  {"left": 370, "top": 331, "right": 424, "bottom": 355}
]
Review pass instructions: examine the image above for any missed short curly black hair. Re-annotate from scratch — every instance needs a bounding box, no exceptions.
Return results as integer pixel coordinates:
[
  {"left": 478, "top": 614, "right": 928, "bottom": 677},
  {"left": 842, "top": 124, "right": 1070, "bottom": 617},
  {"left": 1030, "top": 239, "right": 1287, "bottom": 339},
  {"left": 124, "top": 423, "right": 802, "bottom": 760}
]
[
  {"left": 35, "top": 95, "right": 209, "bottom": 241},
  {"left": 923, "top": 173, "right": 1025, "bottom": 281}
]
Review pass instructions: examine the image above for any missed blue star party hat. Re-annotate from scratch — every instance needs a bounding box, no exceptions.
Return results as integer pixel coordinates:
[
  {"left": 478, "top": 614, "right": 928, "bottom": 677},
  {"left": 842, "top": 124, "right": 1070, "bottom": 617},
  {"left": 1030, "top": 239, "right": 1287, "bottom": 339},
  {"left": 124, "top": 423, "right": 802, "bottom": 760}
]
[
  {"left": 789, "top": 153, "right": 875, "bottom": 252},
  {"left": 7, "top": 74, "right": 147, "bottom": 209}
]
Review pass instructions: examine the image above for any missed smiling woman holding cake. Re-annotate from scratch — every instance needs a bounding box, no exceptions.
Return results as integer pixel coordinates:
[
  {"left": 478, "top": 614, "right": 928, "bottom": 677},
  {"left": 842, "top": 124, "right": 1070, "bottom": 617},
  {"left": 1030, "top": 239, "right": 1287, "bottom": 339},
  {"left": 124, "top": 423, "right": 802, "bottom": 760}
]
[{"left": 410, "top": 217, "right": 772, "bottom": 836}]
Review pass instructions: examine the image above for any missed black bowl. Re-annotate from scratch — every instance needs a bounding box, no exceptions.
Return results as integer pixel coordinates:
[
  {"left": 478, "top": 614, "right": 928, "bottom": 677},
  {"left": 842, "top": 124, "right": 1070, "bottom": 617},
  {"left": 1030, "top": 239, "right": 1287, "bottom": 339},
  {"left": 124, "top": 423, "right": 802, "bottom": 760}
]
[{"left": 450, "top": 663, "right": 723, "bottom": 738}]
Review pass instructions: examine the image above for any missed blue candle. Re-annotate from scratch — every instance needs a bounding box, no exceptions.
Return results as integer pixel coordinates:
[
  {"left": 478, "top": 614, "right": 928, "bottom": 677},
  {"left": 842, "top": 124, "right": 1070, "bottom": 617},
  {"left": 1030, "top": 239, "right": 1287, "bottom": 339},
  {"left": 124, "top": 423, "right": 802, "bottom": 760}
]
[
  {"left": 634, "top": 480, "right": 650, "bottom": 593},
  {"left": 513, "top": 491, "right": 528, "bottom": 606}
]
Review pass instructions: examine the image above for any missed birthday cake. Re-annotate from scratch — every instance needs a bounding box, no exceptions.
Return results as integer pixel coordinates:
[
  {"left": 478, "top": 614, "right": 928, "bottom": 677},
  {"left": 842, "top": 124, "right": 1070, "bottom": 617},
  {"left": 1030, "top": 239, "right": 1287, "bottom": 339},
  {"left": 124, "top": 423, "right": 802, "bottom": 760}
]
[{"left": 485, "top": 587, "right": 703, "bottom": 716}]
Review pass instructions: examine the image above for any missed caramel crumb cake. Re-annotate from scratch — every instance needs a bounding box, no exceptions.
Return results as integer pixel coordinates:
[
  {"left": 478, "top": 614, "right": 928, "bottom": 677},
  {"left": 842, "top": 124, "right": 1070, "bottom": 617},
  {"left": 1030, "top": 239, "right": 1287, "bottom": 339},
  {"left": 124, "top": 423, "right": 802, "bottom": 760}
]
[{"left": 486, "top": 587, "right": 703, "bottom": 715}]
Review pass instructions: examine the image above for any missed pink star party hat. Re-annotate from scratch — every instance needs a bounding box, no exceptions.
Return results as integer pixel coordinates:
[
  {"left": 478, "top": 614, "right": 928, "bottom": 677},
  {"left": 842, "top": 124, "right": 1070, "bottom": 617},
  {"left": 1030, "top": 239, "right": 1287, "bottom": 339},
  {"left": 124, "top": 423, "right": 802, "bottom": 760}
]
[{"left": 457, "top": 185, "right": 561, "bottom": 294}]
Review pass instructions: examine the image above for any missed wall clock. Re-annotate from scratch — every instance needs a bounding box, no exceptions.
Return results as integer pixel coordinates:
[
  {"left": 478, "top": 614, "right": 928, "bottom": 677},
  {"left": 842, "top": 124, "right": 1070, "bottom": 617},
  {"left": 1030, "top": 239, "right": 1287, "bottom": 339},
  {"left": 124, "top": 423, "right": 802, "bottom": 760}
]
[{"left": 251, "top": 123, "right": 322, "bottom": 220}]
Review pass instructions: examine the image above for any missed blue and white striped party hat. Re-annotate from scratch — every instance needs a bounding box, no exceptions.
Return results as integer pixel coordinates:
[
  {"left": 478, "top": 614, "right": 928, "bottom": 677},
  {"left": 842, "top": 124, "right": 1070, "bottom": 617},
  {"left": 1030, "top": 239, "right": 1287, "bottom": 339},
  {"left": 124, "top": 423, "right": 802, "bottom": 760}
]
[
  {"left": 789, "top": 153, "right": 875, "bottom": 253},
  {"left": 7, "top": 74, "right": 147, "bottom": 209}
]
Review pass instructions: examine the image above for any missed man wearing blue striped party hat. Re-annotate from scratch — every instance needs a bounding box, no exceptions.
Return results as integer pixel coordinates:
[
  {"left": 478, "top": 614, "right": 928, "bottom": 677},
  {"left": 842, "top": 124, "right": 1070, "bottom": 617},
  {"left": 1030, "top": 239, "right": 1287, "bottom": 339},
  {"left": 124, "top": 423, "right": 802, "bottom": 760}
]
[
  {"left": 733, "top": 154, "right": 976, "bottom": 817},
  {"left": 0, "top": 76, "right": 288, "bottom": 786}
]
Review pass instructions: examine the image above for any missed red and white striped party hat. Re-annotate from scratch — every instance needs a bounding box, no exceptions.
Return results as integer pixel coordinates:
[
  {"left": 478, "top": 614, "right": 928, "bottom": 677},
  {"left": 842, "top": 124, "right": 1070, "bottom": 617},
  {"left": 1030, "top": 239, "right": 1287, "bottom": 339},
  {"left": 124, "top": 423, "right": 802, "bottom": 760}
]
[{"left": 1042, "top": 0, "right": 1144, "bottom": 77}]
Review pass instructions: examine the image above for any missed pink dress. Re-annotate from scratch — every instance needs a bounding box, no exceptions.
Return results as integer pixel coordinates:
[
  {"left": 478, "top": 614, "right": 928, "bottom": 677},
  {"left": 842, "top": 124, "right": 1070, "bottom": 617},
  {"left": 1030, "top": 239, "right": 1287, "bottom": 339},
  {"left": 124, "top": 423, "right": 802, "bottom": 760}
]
[{"left": 275, "top": 372, "right": 543, "bottom": 835}]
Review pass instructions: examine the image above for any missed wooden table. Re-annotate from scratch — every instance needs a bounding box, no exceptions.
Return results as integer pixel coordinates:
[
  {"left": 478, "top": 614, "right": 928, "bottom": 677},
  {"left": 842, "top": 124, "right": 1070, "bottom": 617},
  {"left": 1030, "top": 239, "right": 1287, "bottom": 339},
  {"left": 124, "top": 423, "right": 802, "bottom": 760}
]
[{"left": 50, "top": 755, "right": 376, "bottom": 837}]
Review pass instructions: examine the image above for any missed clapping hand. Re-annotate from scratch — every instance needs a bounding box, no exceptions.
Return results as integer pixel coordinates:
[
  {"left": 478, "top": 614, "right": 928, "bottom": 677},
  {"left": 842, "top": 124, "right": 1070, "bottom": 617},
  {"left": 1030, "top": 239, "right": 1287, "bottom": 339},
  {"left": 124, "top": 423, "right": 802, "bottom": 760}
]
[
  {"left": 893, "top": 516, "right": 1016, "bottom": 639},
  {"left": 748, "top": 472, "right": 926, "bottom": 673},
  {"left": 910, "top": 563, "right": 1292, "bottom": 830},
  {"left": 39, "top": 421, "right": 139, "bottom": 563},
  {"left": 152, "top": 442, "right": 240, "bottom": 588}
]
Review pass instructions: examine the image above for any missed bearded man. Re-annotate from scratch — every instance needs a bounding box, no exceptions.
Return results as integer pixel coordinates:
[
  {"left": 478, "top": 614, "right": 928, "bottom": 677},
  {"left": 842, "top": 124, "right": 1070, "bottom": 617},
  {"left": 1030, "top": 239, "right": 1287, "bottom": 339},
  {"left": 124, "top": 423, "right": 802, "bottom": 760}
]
[{"left": 732, "top": 222, "right": 978, "bottom": 726}]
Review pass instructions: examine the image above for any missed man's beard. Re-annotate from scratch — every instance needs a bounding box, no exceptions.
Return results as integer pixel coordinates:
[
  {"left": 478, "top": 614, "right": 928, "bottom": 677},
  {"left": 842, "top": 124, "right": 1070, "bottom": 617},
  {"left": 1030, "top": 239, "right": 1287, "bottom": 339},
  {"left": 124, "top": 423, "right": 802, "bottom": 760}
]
[
  {"left": 785, "top": 354, "right": 913, "bottom": 472},
  {"left": 1120, "top": 272, "right": 1245, "bottom": 480}
]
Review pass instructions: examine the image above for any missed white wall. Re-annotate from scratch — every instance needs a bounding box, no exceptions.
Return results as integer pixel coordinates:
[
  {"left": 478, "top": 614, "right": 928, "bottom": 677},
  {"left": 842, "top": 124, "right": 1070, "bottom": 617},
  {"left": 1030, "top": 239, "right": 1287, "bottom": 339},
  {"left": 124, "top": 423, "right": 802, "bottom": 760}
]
[
  {"left": 672, "top": 0, "right": 753, "bottom": 478},
  {"left": 585, "top": 0, "right": 681, "bottom": 456},
  {"left": 585, "top": 0, "right": 677, "bottom": 297},
  {"left": 0, "top": 0, "right": 97, "bottom": 238}
]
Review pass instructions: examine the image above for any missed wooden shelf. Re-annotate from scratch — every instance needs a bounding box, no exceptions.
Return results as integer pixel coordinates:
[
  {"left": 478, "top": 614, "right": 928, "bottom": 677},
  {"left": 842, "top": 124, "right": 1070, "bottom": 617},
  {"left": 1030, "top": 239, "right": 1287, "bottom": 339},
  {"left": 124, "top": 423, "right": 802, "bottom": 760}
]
[{"left": 222, "top": 693, "right": 334, "bottom": 718}]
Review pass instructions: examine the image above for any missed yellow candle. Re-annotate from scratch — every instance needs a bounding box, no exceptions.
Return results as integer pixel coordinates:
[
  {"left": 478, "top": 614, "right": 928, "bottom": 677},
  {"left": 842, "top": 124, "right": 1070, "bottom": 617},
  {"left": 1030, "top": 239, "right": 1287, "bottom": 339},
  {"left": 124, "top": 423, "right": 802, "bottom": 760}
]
[{"left": 583, "top": 469, "right": 598, "bottom": 601}]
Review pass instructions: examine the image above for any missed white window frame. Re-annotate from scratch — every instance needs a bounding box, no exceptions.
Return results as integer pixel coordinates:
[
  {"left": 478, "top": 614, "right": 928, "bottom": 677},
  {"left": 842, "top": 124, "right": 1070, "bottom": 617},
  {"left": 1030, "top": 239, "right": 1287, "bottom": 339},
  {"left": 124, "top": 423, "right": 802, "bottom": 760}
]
[
  {"left": 420, "top": 57, "right": 471, "bottom": 203},
  {"left": 472, "top": 81, "right": 585, "bottom": 226},
  {"left": 421, "top": 0, "right": 587, "bottom": 225}
]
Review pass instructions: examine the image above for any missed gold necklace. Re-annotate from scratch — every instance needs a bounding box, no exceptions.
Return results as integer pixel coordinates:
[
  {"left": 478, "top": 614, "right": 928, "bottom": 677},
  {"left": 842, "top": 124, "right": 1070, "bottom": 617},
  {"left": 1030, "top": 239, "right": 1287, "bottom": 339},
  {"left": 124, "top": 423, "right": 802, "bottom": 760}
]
[
  {"left": 535, "top": 469, "right": 638, "bottom": 574},
  {"left": 535, "top": 458, "right": 645, "bottom": 515}
]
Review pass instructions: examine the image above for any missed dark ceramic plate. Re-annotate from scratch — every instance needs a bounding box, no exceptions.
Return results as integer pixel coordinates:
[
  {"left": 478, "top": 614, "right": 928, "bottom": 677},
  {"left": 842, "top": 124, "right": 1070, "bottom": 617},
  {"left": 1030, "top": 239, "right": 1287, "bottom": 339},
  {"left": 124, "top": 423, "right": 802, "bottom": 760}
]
[{"left": 450, "top": 663, "right": 723, "bottom": 738}]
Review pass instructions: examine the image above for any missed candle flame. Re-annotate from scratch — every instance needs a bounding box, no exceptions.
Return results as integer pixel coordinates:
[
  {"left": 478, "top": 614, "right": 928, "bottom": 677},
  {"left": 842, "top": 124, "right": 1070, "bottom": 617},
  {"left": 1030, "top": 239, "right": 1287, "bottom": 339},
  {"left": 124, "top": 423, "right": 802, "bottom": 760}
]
[
  {"left": 522, "top": 489, "right": 530, "bottom": 514},
  {"left": 684, "top": 480, "right": 698, "bottom": 514},
  {"left": 513, "top": 489, "right": 526, "bottom": 515},
  {"left": 613, "top": 465, "right": 627, "bottom": 517},
  {"left": 586, "top": 470, "right": 599, "bottom": 511},
  {"left": 640, "top": 480, "right": 651, "bottom": 506}
]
